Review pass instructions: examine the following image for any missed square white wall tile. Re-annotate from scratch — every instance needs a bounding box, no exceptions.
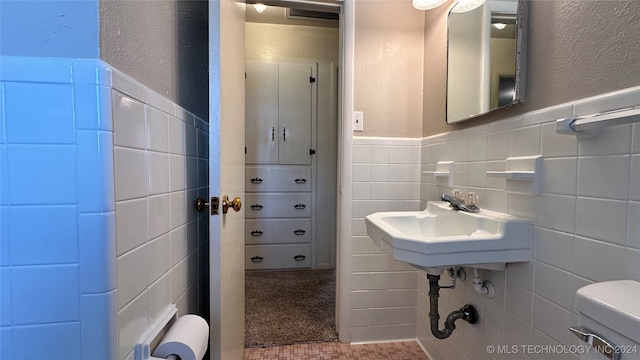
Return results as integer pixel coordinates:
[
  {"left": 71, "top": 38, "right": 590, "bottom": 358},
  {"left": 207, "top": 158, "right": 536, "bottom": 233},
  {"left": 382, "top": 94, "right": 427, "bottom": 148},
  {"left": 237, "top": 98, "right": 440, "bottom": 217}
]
[
  {"left": 170, "top": 225, "right": 189, "bottom": 266},
  {"left": 371, "top": 146, "right": 390, "bottom": 164},
  {"left": 116, "top": 199, "right": 148, "bottom": 256},
  {"left": 633, "top": 123, "right": 640, "bottom": 154},
  {"left": 148, "top": 273, "right": 171, "bottom": 323},
  {"left": 536, "top": 228, "right": 573, "bottom": 271},
  {"left": 353, "top": 145, "right": 372, "bottom": 163},
  {"left": 572, "top": 236, "right": 627, "bottom": 281},
  {"left": 428, "top": 141, "right": 453, "bottom": 163},
  {"left": 541, "top": 122, "right": 578, "bottom": 158},
  {"left": 575, "top": 197, "right": 626, "bottom": 245},
  {"left": 147, "top": 194, "right": 171, "bottom": 241},
  {"left": 453, "top": 138, "right": 469, "bottom": 162},
  {"left": 113, "top": 91, "right": 146, "bottom": 149},
  {"left": 170, "top": 190, "right": 188, "bottom": 229},
  {"left": 577, "top": 155, "right": 630, "bottom": 200},
  {"left": 505, "top": 283, "right": 533, "bottom": 323},
  {"left": 511, "top": 125, "right": 541, "bottom": 157},
  {"left": 148, "top": 233, "right": 171, "bottom": 283},
  {"left": 537, "top": 194, "right": 576, "bottom": 233},
  {"left": 534, "top": 262, "right": 573, "bottom": 310},
  {"left": 532, "top": 295, "right": 573, "bottom": 346},
  {"left": 630, "top": 155, "right": 640, "bottom": 201},
  {"left": 146, "top": 106, "right": 169, "bottom": 153},
  {"left": 170, "top": 155, "right": 187, "bottom": 192},
  {"left": 488, "top": 131, "right": 512, "bottom": 160},
  {"left": 117, "top": 291, "right": 149, "bottom": 360},
  {"left": 627, "top": 202, "right": 640, "bottom": 249},
  {"left": 579, "top": 124, "right": 632, "bottom": 156},
  {"left": 114, "top": 147, "right": 147, "bottom": 201},
  {"left": 352, "top": 164, "right": 371, "bottom": 182},
  {"left": 168, "top": 116, "right": 186, "bottom": 155},
  {"left": 541, "top": 157, "right": 578, "bottom": 196},
  {"left": 147, "top": 152, "right": 170, "bottom": 195},
  {"left": 117, "top": 244, "right": 148, "bottom": 309},
  {"left": 468, "top": 135, "right": 487, "bottom": 161}
]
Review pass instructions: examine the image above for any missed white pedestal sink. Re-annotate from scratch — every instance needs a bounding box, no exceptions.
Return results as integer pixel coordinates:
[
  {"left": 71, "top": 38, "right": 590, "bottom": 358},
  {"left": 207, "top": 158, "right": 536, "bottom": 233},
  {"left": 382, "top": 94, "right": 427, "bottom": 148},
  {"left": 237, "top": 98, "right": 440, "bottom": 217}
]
[{"left": 365, "top": 201, "right": 531, "bottom": 274}]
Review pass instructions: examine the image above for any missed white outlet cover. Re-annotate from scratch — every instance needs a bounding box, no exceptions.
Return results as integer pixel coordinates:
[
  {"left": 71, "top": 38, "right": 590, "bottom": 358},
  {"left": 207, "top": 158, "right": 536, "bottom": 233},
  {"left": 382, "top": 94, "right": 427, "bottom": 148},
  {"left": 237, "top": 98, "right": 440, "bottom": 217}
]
[{"left": 353, "top": 111, "right": 364, "bottom": 131}]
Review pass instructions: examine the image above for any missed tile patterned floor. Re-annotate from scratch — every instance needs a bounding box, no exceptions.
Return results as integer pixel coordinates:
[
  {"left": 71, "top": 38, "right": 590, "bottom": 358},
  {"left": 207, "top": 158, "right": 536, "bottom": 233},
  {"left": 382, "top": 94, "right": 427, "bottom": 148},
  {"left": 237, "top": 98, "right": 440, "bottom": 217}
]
[{"left": 243, "top": 341, "right": 430, "bottom": 359}]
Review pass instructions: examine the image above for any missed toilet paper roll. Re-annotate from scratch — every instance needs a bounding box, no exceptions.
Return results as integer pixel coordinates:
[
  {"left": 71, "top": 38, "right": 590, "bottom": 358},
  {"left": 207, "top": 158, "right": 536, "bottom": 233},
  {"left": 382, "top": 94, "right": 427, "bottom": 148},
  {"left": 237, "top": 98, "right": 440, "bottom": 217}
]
[{"left": 152, "top": 314, "right": 209, "bottom": 360}]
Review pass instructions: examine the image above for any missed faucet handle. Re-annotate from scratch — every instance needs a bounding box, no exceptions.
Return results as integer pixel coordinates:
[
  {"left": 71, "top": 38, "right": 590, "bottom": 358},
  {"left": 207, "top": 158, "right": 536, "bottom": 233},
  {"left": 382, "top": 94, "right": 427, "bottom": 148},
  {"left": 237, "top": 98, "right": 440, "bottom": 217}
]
[
  {"left": 452, "top": 190, "right": 462, "bottom": 200},
  {"left": 465, "top": 192, "right": 479, "bottom": 207}
]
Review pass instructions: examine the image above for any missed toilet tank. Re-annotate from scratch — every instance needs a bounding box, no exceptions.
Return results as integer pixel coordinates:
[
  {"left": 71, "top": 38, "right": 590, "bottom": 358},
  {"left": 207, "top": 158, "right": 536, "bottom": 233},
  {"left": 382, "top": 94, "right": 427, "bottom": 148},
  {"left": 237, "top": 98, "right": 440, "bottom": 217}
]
[{"left": 572, "top": 280, "right": 640, "bottom": 360}]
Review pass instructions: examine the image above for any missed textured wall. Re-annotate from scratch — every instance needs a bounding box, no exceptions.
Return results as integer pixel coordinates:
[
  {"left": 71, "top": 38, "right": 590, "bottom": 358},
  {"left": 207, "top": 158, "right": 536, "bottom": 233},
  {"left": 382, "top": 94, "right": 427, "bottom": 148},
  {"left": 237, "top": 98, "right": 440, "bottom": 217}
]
[
  {"left": 354, "top": 0, "right": 425, "bottom": 138},
  {"left": 100, "top": 0, "right": 208, "bottom": 120},
  {"left": 245, "top": 22, "right": 339, "bottom": 63},
  {"left": 423, "top": 0, "right": 640, "bottom": 136},
  {"left": 0, "top": 0, "right": 99, "bottom": 58}
]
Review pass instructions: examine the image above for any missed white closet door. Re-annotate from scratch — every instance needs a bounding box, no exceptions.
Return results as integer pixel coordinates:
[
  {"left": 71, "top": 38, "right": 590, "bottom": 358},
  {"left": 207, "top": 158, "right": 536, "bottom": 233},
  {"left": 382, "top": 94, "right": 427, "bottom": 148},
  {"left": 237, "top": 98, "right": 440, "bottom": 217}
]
[
  {"left": 245, "top": 62, "right": 278, "bottom": 164},
  {"left": 278, "top": 63, "right": 312, "bottom": 165}
]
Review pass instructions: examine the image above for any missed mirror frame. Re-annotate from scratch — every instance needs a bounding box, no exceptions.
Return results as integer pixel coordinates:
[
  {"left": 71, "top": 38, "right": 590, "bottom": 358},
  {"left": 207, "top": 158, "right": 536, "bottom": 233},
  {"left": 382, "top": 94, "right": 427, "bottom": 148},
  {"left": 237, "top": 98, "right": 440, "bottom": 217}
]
[{"left": 445, "top": 0, "right": 528, "bottom": 124}]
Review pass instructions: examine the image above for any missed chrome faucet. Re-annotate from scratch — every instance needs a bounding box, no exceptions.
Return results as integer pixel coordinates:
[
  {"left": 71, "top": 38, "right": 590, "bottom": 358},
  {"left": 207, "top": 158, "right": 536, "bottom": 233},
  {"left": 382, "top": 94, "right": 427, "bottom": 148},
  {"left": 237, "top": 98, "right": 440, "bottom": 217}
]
[{"left": 440, "top": 193, "right": 480, "bottom": 213}]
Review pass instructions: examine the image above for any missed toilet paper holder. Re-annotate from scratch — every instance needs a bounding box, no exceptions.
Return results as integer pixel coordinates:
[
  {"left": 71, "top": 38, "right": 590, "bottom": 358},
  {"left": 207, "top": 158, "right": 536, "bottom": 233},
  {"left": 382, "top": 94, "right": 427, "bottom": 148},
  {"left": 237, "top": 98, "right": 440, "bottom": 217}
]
[{"left": 135, "top": 305, "right": 179, "bottom": 360}]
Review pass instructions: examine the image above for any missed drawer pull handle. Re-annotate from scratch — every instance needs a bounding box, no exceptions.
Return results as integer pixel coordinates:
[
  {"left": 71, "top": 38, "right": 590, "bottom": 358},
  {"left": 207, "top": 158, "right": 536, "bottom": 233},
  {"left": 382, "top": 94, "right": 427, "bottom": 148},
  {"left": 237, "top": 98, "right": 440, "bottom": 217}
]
[
  {"left": 251, "top": 230, "right": 264, "bottom": 236},
  {"left": 251, "top": 256, "right": 264, "bottom": 263},
  {"left": 251, "top": 204, "right": 263, "bottom": 210},
  {"left": 294, "top": 229, "right": 306, "bottom": 235},
  {"left": 294, "top": 203, "right": 306, "bottom": 210},
  {"left": 250, "top": 177, "right": 263, "bottom": 184},
  {"left": 294, "top": 254, "right": 306, "bottom": 261},
  {"left": 294, "top": 178, "right": 307, "bottom": 184}
]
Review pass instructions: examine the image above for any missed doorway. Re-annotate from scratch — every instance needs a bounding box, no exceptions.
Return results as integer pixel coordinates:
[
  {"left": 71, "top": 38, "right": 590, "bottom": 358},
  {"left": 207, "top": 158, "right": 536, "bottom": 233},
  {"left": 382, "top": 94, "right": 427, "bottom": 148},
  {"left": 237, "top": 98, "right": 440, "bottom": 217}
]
[{"left": 243, "top": 2, "right": 340, "bottom": 347}]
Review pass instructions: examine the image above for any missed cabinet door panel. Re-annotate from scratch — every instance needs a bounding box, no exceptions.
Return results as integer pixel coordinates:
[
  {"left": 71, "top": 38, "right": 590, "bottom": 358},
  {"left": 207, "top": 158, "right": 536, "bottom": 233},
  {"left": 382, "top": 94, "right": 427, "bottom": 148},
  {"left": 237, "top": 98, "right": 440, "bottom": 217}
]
[
  {"left": 278, "top": 63, "right": 312, "bottom": 165},
  {"left": 246, "top": 62, "right": 278, "bottom": 164}
]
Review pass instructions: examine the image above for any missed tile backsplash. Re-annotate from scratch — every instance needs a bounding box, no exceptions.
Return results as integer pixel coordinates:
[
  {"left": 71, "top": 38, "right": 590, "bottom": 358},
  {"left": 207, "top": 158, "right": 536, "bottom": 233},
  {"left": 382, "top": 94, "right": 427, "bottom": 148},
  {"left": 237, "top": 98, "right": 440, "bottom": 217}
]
[{"left": 352, "top": 85, "right": 640, "bottom": 359}]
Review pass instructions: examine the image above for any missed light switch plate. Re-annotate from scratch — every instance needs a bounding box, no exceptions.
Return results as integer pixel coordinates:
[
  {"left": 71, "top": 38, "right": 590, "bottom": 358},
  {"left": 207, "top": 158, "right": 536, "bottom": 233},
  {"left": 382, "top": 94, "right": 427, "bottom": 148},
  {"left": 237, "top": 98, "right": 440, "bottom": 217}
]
[{"left": 353, "top": 111, "right": 364, "bottom": 132}]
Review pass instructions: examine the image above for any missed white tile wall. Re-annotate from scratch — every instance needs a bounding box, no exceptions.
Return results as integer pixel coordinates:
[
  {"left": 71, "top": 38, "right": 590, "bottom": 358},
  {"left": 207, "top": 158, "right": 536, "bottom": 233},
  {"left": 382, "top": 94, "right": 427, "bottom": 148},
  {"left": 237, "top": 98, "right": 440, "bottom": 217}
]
[
  {"left": 349, "top": 137, "right": 421, "bottom": 342},
  {"left": 112, "top": 70, "right": 209, "bottom": 360},
  {"left": 413, "top": 85, "right": 640, "bottom": 360}
]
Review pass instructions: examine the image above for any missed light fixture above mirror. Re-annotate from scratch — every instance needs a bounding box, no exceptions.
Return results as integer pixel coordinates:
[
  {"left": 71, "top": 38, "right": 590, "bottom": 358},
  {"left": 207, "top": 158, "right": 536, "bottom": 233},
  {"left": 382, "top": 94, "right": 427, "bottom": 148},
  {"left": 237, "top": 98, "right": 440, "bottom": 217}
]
[
  {"left": 412, "top": 0, "right": 448, "bottom": 11},
  {"left": 413, "top": 0, "right": 488, "bottom": 12}
]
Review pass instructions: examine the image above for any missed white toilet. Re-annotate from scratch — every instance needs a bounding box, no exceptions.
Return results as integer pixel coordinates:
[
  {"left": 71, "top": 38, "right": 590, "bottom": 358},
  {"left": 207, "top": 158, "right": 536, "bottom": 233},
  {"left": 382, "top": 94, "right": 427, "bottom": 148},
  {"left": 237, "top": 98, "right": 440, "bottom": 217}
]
[{"left": 572, "top": 280, "right": 640, "bottom": 360}]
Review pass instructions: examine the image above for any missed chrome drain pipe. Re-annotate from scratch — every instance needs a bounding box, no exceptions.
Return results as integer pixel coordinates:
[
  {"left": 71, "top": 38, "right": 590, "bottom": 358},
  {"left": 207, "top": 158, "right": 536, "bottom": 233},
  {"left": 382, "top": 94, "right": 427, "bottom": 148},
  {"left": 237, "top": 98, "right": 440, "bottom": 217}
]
[{"left": 427, "top": 273, "right": 479, "bottom": 339}]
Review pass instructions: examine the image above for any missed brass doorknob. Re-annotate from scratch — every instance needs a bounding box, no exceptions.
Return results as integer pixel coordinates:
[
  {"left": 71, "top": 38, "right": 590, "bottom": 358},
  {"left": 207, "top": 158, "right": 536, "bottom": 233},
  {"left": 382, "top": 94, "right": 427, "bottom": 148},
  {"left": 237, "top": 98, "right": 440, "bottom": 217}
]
[{"left": 222, "top": 195, "right": 242, "bottom": 214}]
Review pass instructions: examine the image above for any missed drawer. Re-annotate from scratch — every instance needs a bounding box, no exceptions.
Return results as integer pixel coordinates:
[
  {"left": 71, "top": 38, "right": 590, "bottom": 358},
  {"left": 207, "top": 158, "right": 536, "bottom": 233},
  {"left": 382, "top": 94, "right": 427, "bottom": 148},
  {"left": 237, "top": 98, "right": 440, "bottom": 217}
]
[
  {"left": 246, "top": 166, "right": 311, "bottom": 192},
  {"left": 245, "top": 219, "right": 311, "bottom": 245},
  {"left": 245, "top": 244, "right": 311, "bottom": 270},
  {"left": 245, "top": 193, "right": 311, "bottom": 218}
]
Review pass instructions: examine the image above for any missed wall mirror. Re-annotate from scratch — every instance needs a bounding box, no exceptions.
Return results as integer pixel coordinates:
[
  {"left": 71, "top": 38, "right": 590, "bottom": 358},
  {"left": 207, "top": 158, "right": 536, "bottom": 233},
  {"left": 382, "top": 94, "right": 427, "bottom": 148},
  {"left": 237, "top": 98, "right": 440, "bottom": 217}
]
[{"left": 446, "top": 0, "right": 527, "bottom": 124}]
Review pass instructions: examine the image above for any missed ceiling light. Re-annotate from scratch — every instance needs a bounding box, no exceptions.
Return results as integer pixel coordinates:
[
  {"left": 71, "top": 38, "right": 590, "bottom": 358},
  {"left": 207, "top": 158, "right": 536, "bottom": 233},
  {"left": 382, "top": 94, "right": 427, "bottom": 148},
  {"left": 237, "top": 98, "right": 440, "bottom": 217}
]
[
  {"left": 254, "top": 3, "right": 267, "bottom": 13},
  {"left": 451, "top": 0, "right": 486, "bottom": 13},
  {"left": 412, "top": 0, "right": 448, "bottom": 11},
  {"left": 492, "top": 23, "right": 507, "bottom": 30}
]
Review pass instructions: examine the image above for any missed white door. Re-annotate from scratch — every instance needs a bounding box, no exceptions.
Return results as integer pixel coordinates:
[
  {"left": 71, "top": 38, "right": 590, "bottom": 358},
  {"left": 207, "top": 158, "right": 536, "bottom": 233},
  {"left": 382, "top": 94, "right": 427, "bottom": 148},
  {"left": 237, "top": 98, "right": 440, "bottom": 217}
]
[{"left": 208, "top": 0, "right": 245, "bottom": 359}]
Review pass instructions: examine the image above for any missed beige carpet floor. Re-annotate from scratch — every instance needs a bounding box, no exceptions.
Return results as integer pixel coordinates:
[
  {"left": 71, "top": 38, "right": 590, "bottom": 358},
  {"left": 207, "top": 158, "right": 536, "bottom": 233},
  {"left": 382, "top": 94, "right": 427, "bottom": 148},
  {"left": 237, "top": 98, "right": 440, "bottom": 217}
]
[{"left": 244, "top": 269, "right": 338, "bottom": 348}]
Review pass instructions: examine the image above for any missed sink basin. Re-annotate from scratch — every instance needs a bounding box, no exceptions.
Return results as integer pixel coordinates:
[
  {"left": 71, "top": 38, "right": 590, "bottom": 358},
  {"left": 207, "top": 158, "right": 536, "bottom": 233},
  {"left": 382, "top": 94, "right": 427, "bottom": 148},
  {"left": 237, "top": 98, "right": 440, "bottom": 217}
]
[{"left": 365, "top": 201, "right": 531, "bottom": 273}]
